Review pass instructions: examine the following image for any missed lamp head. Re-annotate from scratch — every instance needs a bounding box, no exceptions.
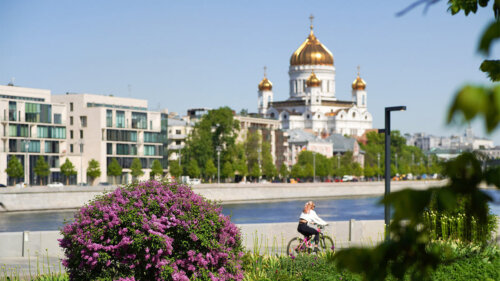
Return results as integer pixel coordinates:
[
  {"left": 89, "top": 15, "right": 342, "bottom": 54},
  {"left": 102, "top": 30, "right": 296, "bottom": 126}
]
[{"left": 385, "top": 106, "right": 406, "bottom": 112}]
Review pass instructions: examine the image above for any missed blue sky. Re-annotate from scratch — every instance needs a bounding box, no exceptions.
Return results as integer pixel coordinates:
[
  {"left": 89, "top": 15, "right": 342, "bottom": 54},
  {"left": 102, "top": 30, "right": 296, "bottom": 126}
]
[{"left": 1, "top": 1, "right": 499, "bottom": 143}]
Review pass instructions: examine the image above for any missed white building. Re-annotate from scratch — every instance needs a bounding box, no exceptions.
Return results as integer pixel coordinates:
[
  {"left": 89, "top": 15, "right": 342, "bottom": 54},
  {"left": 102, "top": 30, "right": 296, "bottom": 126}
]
[
  {"left": 0, "top": 84, "right": 68, "bottom": 185},
  {"left": 168, "top": 118, "right": 192, "bottom": 163},
  {"left": 405, "top": 127, "right": 494, "bottom": 152},
  {"left": 258, "top": 18, "right": 373, "bottom": 137},
  {"left": 53, "top": 93, "right": 168, "bottom": 184}
]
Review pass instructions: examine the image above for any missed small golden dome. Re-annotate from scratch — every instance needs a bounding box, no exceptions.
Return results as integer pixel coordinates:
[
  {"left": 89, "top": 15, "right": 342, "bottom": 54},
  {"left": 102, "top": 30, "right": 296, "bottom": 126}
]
[
  {"left": 352, "top": 75, "right": 366, "bottom": 90},
  {"left": 290, "top": 22, "right": 334, "bottom": 66},
  {"left": 306, "top": 71, "right": 321, "bottom": 87},
  {"left": 258, "top": 77, "right": 272, "bottom": 91}
]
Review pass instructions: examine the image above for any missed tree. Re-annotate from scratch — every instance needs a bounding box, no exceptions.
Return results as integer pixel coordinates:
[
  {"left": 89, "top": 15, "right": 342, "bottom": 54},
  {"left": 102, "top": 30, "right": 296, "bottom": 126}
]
[
  {"left": 87, "top": 159, "right": 101, "bottom": 186},
  {"left": 233, "top": 143, "right": 248, "bottom": 181},
  {"left": 279, "top": 163, "right": 289, "bottom": 182},
  {"left": 60, "top": 158, "right": 77, "bottom": 185},
  {"left": 183, "top": 107, "right": 240, "bottom": 178},
  {"left": 249, "top": 162, "right": 260, "bottom": 181},
  {"left": 5, "top": 155, "right": 24, "bottom": 185},
  {"left": 204, "top": 159, "right": 217, "bottom": 182},
  {"left": 169, "top": 161, "right": 182, "bottom": 181},
  {"left": 290, "top": 163, "right": 303, "bottom": 179},
  {"left": 107, "top": 158, "right": 122, "bottom": 185},
  {"left": 364, "top": 165, "right": 376, "bottom": 178},
  {"left": 186, "top": 159, "right": 201, "bottom": 178},
  {"left": 34, "top": 156, "right": 50, "bottom": 185},
  {"left": 150, "top": 159, "right": 163, "bottom": 179},
  {"left": 222, "top": 161, "right": 234, "bottom": 182},
  {"left": 130, "top": 158, "right": 144, "bottom": 182},
  {"left": 261, "top": 141, "right": 277, "bottom": 180}
]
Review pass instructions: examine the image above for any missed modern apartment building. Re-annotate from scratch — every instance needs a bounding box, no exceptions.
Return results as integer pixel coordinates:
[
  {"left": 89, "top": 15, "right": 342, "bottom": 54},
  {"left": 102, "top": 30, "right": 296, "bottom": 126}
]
[
  {"left": 53, "top": 93, "right": 168, "bottom": 184},
  {"left": 0, "top": 84, "right": 67, "bottom": 185}
]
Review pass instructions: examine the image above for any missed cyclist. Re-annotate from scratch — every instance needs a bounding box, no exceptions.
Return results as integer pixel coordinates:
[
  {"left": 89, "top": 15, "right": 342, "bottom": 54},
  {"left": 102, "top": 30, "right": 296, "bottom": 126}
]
[
  {"left": 297, "top": 201, "right": 327, "bottom": 251},
  {"left": 306, "top": 201, "right": 327, "bottom": 226}
]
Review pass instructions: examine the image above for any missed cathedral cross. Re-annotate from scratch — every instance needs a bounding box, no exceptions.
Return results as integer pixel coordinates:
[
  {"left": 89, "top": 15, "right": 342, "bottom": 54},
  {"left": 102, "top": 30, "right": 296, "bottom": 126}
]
[{"left": 309, "top": 14, "right": 314, "bottom": 31}]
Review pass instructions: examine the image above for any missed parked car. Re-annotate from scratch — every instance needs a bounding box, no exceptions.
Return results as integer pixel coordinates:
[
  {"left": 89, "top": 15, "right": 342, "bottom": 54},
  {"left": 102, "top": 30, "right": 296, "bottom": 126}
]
[
  {"left": 342, "top": 175, "right": 354, "bottom": 182},
  {"left": 77, "top": 182, "right": 89, "bottom": 186},
  {"left": 99, "top": 182, "right": 111, "bottom": 186},
  {"left": 189, "top": 179, "right": 201, "bottom": 185},
  {"left": 0, "top": 184, "right": 6, "bottom": 188},
  {"left": 47, "top": 182, "right": 64, "bottom": 188}
]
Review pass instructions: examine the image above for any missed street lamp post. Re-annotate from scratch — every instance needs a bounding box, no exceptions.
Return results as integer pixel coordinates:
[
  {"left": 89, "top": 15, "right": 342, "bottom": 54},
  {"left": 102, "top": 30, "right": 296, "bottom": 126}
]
[
  {"left": 24, "top": 139, "right": 30, "bottom": 186},
  {"left": 312, "top": 152, "right": 316, "bottom": 183},
  {"left": 377, "top": 152, "right": 380, "bottom": 181},
  {"left": 395, "top": 152, "right": 398, "bottom": 172},
  {"left": 216, "top": 146, "right": 221, "bottom": 184},
  {"left": 384, "top": 106, "right": 406, "bottom": 241}
]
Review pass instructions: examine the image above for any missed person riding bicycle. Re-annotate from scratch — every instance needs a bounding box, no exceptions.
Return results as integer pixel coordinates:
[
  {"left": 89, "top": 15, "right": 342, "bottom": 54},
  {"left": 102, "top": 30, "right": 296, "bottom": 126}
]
[{"left": 297, "top": 201, "right": 327, "bottom": 251}]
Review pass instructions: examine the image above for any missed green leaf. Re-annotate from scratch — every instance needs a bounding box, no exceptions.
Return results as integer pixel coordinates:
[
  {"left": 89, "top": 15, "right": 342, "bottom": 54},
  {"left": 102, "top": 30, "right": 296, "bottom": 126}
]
[
  {"left": 447, "top": 85, "right": 488, "bottom": 123},
  {"left": 480, "top": 60, "right": 500, "bottom": 81},
  {"left": 478, "top": 20, "right": 500, "bottom": 56}
]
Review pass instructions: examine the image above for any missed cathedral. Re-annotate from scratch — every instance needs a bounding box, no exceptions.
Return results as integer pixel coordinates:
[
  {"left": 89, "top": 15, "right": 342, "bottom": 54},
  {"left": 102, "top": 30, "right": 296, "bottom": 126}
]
[{"left": 258, "top": 17, "right": 373, "bottom": 137}]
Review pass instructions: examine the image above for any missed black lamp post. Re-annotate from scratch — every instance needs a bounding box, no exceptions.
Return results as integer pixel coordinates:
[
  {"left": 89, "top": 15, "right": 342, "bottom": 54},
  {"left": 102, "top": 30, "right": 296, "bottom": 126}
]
[{"left": 384, "top": 106, "right": 406, "bottom": 241}]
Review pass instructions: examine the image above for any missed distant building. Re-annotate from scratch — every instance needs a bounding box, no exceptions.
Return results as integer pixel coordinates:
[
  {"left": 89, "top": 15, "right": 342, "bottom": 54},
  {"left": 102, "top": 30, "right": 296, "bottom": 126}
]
[
  {"left": 0, "top": 84, "right": 68, "bottom": 185},
  {"left": 167, "top": 118, "right": 193, "bottom": 163},
  {"left": 52, "top": 92, "right": 169, "bottom": 184},
  {"left": 235, "top": 115, "right": 289, "bottom": 169},
  {"left": 405, "top": 128, "right": 494, "bottom": 153}
]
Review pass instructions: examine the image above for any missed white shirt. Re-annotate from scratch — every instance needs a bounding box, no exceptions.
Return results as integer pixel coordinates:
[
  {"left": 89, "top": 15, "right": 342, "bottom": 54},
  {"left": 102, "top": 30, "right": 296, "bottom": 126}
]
[{"left": 299, "top": 209, "right": 327, "bottom": 226}]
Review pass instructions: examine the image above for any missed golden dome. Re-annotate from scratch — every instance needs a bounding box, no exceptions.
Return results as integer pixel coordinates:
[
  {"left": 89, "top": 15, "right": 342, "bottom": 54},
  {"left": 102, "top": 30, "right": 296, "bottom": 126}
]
[
  {"left": 290, "top": 22, "right": 333, "bottom": 66},
  {"left": 258, "top": 77, "right": 272, "bottom": 91},
  {"left": 352, "top": 74, "right": 366, "bottom": 90},
  {"left": 306, "top": 71, "right": 321, "bottom": 87}
]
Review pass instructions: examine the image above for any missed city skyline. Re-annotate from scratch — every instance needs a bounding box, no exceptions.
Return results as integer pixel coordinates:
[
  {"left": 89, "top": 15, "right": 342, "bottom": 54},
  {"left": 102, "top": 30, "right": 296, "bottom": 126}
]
[{"left": 1, "top": 1, "right": 498, "bottom": 143}]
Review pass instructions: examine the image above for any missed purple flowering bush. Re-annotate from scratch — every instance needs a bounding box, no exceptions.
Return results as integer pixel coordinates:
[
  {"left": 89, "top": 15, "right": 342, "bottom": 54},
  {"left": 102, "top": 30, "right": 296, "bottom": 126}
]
[{"left": 59, "top": 180, "right": 244, "bottom": 281}]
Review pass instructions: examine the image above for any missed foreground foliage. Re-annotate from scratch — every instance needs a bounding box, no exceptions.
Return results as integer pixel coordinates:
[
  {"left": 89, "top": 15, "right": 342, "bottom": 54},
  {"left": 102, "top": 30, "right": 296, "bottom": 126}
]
[{"left": 59, "top": 180, "right": 244, "bottom": 281}]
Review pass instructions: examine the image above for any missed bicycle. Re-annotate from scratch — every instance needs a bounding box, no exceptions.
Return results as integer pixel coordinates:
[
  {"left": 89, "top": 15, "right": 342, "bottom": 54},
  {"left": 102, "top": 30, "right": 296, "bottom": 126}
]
[{"left": 286, "top": 224, "right": 334, "bottom": 255}]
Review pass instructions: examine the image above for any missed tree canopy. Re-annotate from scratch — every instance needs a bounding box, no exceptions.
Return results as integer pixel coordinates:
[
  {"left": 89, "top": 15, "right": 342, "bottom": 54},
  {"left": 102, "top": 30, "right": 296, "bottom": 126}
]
[{"left": 87, "top": 159, "right": 101, "bottom": 186}]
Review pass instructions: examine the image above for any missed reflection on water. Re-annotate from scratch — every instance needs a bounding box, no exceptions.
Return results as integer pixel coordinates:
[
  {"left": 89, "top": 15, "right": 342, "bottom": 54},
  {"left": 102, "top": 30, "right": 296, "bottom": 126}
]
[{"left": 0, "top": 190, "right": 498, "bottom": 232}]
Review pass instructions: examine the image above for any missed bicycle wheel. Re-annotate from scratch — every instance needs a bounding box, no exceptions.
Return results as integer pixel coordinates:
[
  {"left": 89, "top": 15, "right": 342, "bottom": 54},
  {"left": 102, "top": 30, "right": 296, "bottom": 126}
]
[
  {"left": 319, "top": 235, "right": 334, "bottom": 253},
  {"left": 286, "top": 237, "right": 304, "bottom": 256}
]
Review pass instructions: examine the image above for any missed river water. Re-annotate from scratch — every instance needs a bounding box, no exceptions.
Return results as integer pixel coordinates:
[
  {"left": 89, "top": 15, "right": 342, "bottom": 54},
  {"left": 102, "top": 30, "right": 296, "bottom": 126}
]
[{"left": 0, "top": 190, "right": 499, "bottom": 232}]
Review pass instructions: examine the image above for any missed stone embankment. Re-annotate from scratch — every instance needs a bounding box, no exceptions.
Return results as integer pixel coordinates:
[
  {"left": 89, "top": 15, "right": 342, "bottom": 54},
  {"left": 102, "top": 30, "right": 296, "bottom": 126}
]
[{"left": 0, "top": 181, "right": 446, "bottom": 212}]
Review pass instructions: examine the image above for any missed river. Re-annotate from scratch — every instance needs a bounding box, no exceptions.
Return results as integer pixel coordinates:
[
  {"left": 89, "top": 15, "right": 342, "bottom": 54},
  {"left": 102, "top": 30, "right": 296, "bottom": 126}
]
[{"left": 0, "top": 190, "right": 498, "bottom": 232}]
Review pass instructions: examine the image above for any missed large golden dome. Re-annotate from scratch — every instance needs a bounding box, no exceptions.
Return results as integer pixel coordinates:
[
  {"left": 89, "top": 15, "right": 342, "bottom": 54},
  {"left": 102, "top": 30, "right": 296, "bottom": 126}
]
[
  {"left": 290, "top": 24, "right": 333, "bottom": 66},
  {"left": 306, "top": 71, "right": 321, "bottom": 87},
  {"left": 258, "top": 77, "right": 272, "bottom": 91}
]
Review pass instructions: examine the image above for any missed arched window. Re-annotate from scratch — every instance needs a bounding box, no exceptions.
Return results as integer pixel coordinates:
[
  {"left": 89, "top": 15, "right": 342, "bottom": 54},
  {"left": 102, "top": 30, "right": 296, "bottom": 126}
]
[
  {"left": 352, "top": 112, "right": 356, "bottom": 118},
  {"left": 362, "top": 95, "right": 365, "bottom": 105},
  {"left": 271, "top": 113, "right": 275, "bottom": 118}
]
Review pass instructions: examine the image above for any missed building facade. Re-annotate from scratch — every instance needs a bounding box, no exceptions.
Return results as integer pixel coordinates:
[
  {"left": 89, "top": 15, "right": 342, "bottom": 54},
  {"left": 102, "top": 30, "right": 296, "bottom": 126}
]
[
  {"left": 235, "top": 115, "right": 289, "bottom": 169},
  {"left": 0, "top": 85, "right": 68, "bottom": 185},
  {"left": 52, "top": 93, "right": 168, "bottom": 184},
  {"left": 258, "top": 19, "right": 373, "bottom": 137},
  {"left": 167, "top": 117, "right": 193, "bottom": 163}
]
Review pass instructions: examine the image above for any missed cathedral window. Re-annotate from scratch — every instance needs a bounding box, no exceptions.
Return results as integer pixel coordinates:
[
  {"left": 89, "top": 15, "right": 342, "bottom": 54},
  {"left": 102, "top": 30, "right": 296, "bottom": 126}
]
[
  {"left": 307, "top": 114, "right": 310, "bottom": 119},
  {"left": 283, "top": 115, "right": 287, "bottom": 119},
  {"left": 271, "top": 113, "right": 275, "bottom": 118},
  {"left": 365, "top": 115, "right": 368, "bottom": 120},
  {"left": 317, "top": 115, "right": 320, "bottom": 119},
  {"left": 327, "top": 81, "right": 330, "bottom": 92},
  {"left": 352, "top": 112, "right": 356, "bottom": 118},
  {"left": 362, "top": 95, "right": 365, "bottom": 105}
]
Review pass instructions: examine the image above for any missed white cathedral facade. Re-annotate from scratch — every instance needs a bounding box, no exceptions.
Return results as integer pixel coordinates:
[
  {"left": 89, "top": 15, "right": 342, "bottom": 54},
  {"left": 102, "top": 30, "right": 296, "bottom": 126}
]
[{"left": 258, "top": 20, "right": 373, "bottom": 137}]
